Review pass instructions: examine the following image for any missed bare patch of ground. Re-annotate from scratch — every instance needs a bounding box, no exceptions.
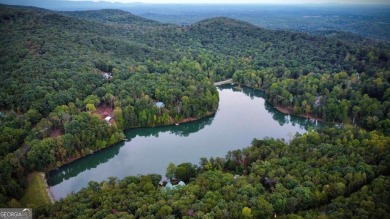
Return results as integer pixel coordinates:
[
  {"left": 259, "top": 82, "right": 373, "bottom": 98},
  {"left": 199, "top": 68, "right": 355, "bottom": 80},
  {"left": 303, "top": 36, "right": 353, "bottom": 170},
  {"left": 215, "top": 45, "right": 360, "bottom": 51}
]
[
  {"left": 96, "top": 105, "right": 114, "bottom": 119},
  {"left": 50, "top": 128, "right": 62, "bottom": 138}
]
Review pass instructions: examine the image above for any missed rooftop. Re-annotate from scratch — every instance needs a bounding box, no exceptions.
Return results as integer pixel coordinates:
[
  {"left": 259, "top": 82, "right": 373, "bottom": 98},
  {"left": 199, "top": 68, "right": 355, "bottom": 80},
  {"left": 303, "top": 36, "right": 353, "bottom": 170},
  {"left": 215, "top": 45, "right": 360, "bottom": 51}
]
[{"left": 155, "top": 102, "right": 165, "bottom": 108}]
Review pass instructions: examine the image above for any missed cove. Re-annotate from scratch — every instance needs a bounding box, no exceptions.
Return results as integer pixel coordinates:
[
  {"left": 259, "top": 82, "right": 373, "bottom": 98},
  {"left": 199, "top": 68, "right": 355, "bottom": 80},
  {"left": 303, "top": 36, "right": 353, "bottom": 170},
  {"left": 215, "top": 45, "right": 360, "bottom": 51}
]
[{"left": 47, "top": 85, "right": 321, "bottom": 200}]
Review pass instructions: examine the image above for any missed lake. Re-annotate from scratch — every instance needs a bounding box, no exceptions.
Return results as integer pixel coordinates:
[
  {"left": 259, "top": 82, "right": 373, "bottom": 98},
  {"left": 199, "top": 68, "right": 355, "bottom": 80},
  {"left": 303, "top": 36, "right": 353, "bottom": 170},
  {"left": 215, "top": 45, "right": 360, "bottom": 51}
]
[{"left": 47, "top": 85, "right": 320, "bottom": 200}]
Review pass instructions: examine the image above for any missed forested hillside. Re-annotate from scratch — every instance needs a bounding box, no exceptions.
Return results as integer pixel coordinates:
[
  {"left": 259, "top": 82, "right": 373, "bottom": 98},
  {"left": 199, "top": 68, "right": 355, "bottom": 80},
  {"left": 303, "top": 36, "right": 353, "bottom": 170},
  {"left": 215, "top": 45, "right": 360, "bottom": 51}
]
[
  {"left": 0, "top": 4, "right": 389, "bottom": 218},
  {"left": 39, "top": 128, "right": 390, "bottom": 218},
  {"left": 0, "top": 5, "right": 219, "bottom": 206}
]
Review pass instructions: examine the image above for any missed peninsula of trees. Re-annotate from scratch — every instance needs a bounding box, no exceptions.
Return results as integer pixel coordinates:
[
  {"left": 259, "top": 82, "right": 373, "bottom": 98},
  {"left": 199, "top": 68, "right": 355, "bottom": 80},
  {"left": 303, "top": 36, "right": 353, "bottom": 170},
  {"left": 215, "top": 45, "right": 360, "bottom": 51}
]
[{"left": 0, "top": 4, "right": 389, "bottom": 218}]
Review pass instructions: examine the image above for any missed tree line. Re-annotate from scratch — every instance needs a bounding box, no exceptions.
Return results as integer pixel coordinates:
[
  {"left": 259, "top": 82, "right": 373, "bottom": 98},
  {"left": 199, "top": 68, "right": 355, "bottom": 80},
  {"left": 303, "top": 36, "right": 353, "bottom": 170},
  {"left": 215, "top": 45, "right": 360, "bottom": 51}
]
[
  {"left": 35, "top": 127, "right": 390, "bottom": 218},
  {"left": 0, "top": 4, "right": 389, "bottom": 214}
]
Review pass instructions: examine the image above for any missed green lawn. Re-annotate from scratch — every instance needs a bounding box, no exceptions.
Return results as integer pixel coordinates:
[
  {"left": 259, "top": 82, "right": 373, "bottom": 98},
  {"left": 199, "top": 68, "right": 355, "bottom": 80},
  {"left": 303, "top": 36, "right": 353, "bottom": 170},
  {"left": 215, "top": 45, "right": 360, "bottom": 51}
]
[{"left": 20, "top": 172, "right": 52, "bottom": 207}]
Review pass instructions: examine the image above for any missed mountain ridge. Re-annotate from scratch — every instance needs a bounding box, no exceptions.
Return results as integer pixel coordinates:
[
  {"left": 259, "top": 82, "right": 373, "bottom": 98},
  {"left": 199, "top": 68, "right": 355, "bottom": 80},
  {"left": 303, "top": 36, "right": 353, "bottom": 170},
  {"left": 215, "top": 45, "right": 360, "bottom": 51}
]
[
  {"left": 0, "top": 4, "right": 389, "bottom": 218},
  {"left": 58, "top": 8, "right": 162, "bottom": 26}
]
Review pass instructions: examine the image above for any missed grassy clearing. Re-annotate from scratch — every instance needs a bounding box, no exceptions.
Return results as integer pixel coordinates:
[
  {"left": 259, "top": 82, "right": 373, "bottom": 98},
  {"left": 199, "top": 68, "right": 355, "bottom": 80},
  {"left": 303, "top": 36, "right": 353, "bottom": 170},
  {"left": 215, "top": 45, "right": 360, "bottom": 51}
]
[{"left": 20, "top": 172, "right": 52, "bottom": 207}]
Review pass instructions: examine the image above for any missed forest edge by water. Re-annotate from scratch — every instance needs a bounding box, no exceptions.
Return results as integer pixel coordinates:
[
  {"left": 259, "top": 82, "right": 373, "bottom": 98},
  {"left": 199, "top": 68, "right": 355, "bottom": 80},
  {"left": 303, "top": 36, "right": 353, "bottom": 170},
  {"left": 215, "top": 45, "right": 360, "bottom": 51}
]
[
  {"left": 20, "top": 75, "right": 381, "bottom": 207},
  {"left": 30, "top": 80, "right": 231, "bottom": 206},
  {"left": 43, "top": 78, "right": 330, "bottom": 203},
  {"left": 1, "top": 5, "right": 389, "bottom": 217}
]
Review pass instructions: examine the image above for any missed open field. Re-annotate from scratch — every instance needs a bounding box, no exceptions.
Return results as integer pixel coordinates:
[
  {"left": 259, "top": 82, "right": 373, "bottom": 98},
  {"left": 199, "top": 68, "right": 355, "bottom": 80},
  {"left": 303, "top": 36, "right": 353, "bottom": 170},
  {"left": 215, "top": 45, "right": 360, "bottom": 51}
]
[{"left": 20, "top": 172, "right": 52, "bottom": 207}]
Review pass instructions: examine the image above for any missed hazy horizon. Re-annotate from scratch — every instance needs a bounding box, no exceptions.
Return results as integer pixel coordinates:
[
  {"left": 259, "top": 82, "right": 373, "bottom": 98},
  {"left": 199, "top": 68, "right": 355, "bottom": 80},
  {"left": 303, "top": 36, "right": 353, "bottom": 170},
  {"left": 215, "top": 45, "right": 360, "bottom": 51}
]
[
  {"left": 67, "top": 0, "right": 389, "bottom": 5},
  {"left": 1, "top": 0, "right": 389, "bottom": 5}
]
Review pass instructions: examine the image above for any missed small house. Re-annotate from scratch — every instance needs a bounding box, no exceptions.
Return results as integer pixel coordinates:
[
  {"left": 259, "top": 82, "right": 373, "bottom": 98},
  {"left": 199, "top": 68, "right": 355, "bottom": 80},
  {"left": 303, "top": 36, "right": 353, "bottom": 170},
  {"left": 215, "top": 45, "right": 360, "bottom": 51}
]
[
  {"left": 104, "top": 116, "right": 112, "bottom": 123},
  {"left": 103, "top": 73, "right": 112, "bottom": 80},
  {"left": 164, "top": 180, "right": 185, "bottom": 190},
  {"left": 155, "top": 102, "right": 165, "bottom": 108}
]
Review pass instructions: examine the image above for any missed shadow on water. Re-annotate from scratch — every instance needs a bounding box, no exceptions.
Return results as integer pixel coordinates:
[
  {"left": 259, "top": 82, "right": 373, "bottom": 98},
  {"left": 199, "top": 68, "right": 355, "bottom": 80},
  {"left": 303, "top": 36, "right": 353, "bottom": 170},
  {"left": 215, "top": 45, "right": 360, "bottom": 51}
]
[
  {"left": 264, "top": 103, "right": 320, "bottom": 130},
  {"left": 47, "top": 140, "right": 125, "bottom": 186},
  {"left": 221, "top": 84, "right": 321, "bottom": 130},
  {"left": 218, "top": 84, "right": 266, "bottom": 100},
  {"left": 125, "top": 114, "right": 214, "bottom": 141},
  {"left": 48, "top": 85, "right": 321, "bottom": 187},
  {"left": 47, "top": 112, "right": 215, "bottom": 186}
]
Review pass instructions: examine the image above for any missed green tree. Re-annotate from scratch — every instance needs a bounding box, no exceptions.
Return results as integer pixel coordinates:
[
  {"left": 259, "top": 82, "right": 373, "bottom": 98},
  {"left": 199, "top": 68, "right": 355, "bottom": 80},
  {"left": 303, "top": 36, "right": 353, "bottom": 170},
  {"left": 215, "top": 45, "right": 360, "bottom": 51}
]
[
  {"left": 255, "top": 197, "right": 274, "bottom": 218},
  {"left": 86, "top": 103, "right": 96, "bottom": 113},
  {"left": 157, "top": 205, "right": 173, "bottom": 218},
  {"left": 166, "top": 162, "right": 177, "bottom": 180},
  {"left": 242, "top": 207, "right": 253, "bottom": 219},
  {"left": 83, "top": 95, "right": 100, "bottom": 106},
  {"left": 176, "top": 162, "right": 198, "bottom": 183}
]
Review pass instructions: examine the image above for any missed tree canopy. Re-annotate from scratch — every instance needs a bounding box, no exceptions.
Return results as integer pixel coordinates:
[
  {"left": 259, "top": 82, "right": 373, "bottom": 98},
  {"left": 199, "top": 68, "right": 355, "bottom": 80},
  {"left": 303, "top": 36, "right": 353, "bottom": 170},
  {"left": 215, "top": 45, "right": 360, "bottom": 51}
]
[{"left": 0, "top": 4, "right": 389, "bottom": 217}]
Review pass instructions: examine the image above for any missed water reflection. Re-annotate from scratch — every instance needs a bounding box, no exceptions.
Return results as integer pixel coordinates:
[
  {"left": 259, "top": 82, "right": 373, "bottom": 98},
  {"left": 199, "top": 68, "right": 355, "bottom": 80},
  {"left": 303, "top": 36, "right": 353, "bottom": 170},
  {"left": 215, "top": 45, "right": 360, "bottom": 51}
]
[
  {"left": 47, "top": 141, "right": 125, "bottom": 185},
  {"left": 48, "top": 85, "right": 320, "bottom": 187},
  {"left": 48, "top": 115, "right": 215, "bottom": 186},
  {"left": 126, "top": 115, "right": 214, "bottom": 141},
  {"left": 48, "top": 85, "right": 322, "bottom": 199},
  {"left": 224, "top": 84, "right": 320, "bottom": 130}
]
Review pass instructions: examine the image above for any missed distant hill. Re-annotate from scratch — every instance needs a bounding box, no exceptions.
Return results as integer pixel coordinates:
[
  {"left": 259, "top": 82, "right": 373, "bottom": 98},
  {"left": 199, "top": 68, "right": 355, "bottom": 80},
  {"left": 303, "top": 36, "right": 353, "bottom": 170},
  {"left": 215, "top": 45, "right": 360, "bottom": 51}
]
[
  {"left": 1, "top": 4, "right": 388, "bottom": 115},
  {"left": 1, "top": 1, "right": 389, "bottom": 41},
  {"left": 59, "top": 9, "right": 161, "bottom": 26},
  {"left": 130, "top": 4, "right": 390, "bottom": 42},
  {"left": 0, "top": 0, "right": 131, "bottom": 10},
  {"left": 0, "top": 5, "right": 389, "bottom": 215}
]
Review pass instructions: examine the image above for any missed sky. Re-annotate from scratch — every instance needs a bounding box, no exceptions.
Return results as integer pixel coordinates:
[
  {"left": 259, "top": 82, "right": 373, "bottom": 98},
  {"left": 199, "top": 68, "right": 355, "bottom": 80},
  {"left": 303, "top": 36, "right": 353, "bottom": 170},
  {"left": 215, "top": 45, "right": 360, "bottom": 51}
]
[{"left": 68, "top": 0, "right": 390, "bottom": 4}]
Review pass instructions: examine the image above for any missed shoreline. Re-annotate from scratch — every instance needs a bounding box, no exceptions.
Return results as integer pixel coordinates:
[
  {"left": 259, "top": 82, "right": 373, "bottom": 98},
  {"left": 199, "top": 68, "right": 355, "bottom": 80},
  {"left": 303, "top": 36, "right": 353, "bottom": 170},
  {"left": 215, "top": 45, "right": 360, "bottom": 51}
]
[
  {"left": 45, "top": 113, "right": 217, "bottom": 173},
  {"left": 42, "top": 172, "right": 55, "bottom": 204},
  {"left": 230, "top": 81, "right": 328, "bottom": 123},
  {"left": 177, "top": 111, "right": 216, "bottom": 124},
  {"left": 43, "top": 110, "right": 217, "bottom": 201},
  {"left": 21, "top": 172, "right": 53, "bottom": 206},
  {"left": 274, "top": 105, "right": 326, "bottom": 122},
  {"left": 42, "top": 80, "right": 322, "bottom": 202},
  {"left": 214, "top": 78, "right": 233, "bottom": 86},
  {"left": 44, "top": 79, "right": 229, "bottom": 180}
]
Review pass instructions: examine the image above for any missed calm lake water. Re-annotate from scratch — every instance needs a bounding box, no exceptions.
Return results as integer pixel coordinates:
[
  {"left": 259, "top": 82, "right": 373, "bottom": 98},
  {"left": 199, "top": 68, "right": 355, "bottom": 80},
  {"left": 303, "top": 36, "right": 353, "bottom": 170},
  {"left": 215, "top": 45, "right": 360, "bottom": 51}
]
[{"left": 47, "top": 85, "right": 320, "bottom": 200}]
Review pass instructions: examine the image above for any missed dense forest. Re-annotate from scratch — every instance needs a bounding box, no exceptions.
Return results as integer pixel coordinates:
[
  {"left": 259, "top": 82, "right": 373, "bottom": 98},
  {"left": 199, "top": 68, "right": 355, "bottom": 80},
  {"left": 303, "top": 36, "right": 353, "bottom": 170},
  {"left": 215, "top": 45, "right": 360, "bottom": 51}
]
[
  {"left": 38, "top": 128, "right": 390, "bottom": 218},
  {"left": 0, "top": 4, "right": 389, "bottom": 218}
]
